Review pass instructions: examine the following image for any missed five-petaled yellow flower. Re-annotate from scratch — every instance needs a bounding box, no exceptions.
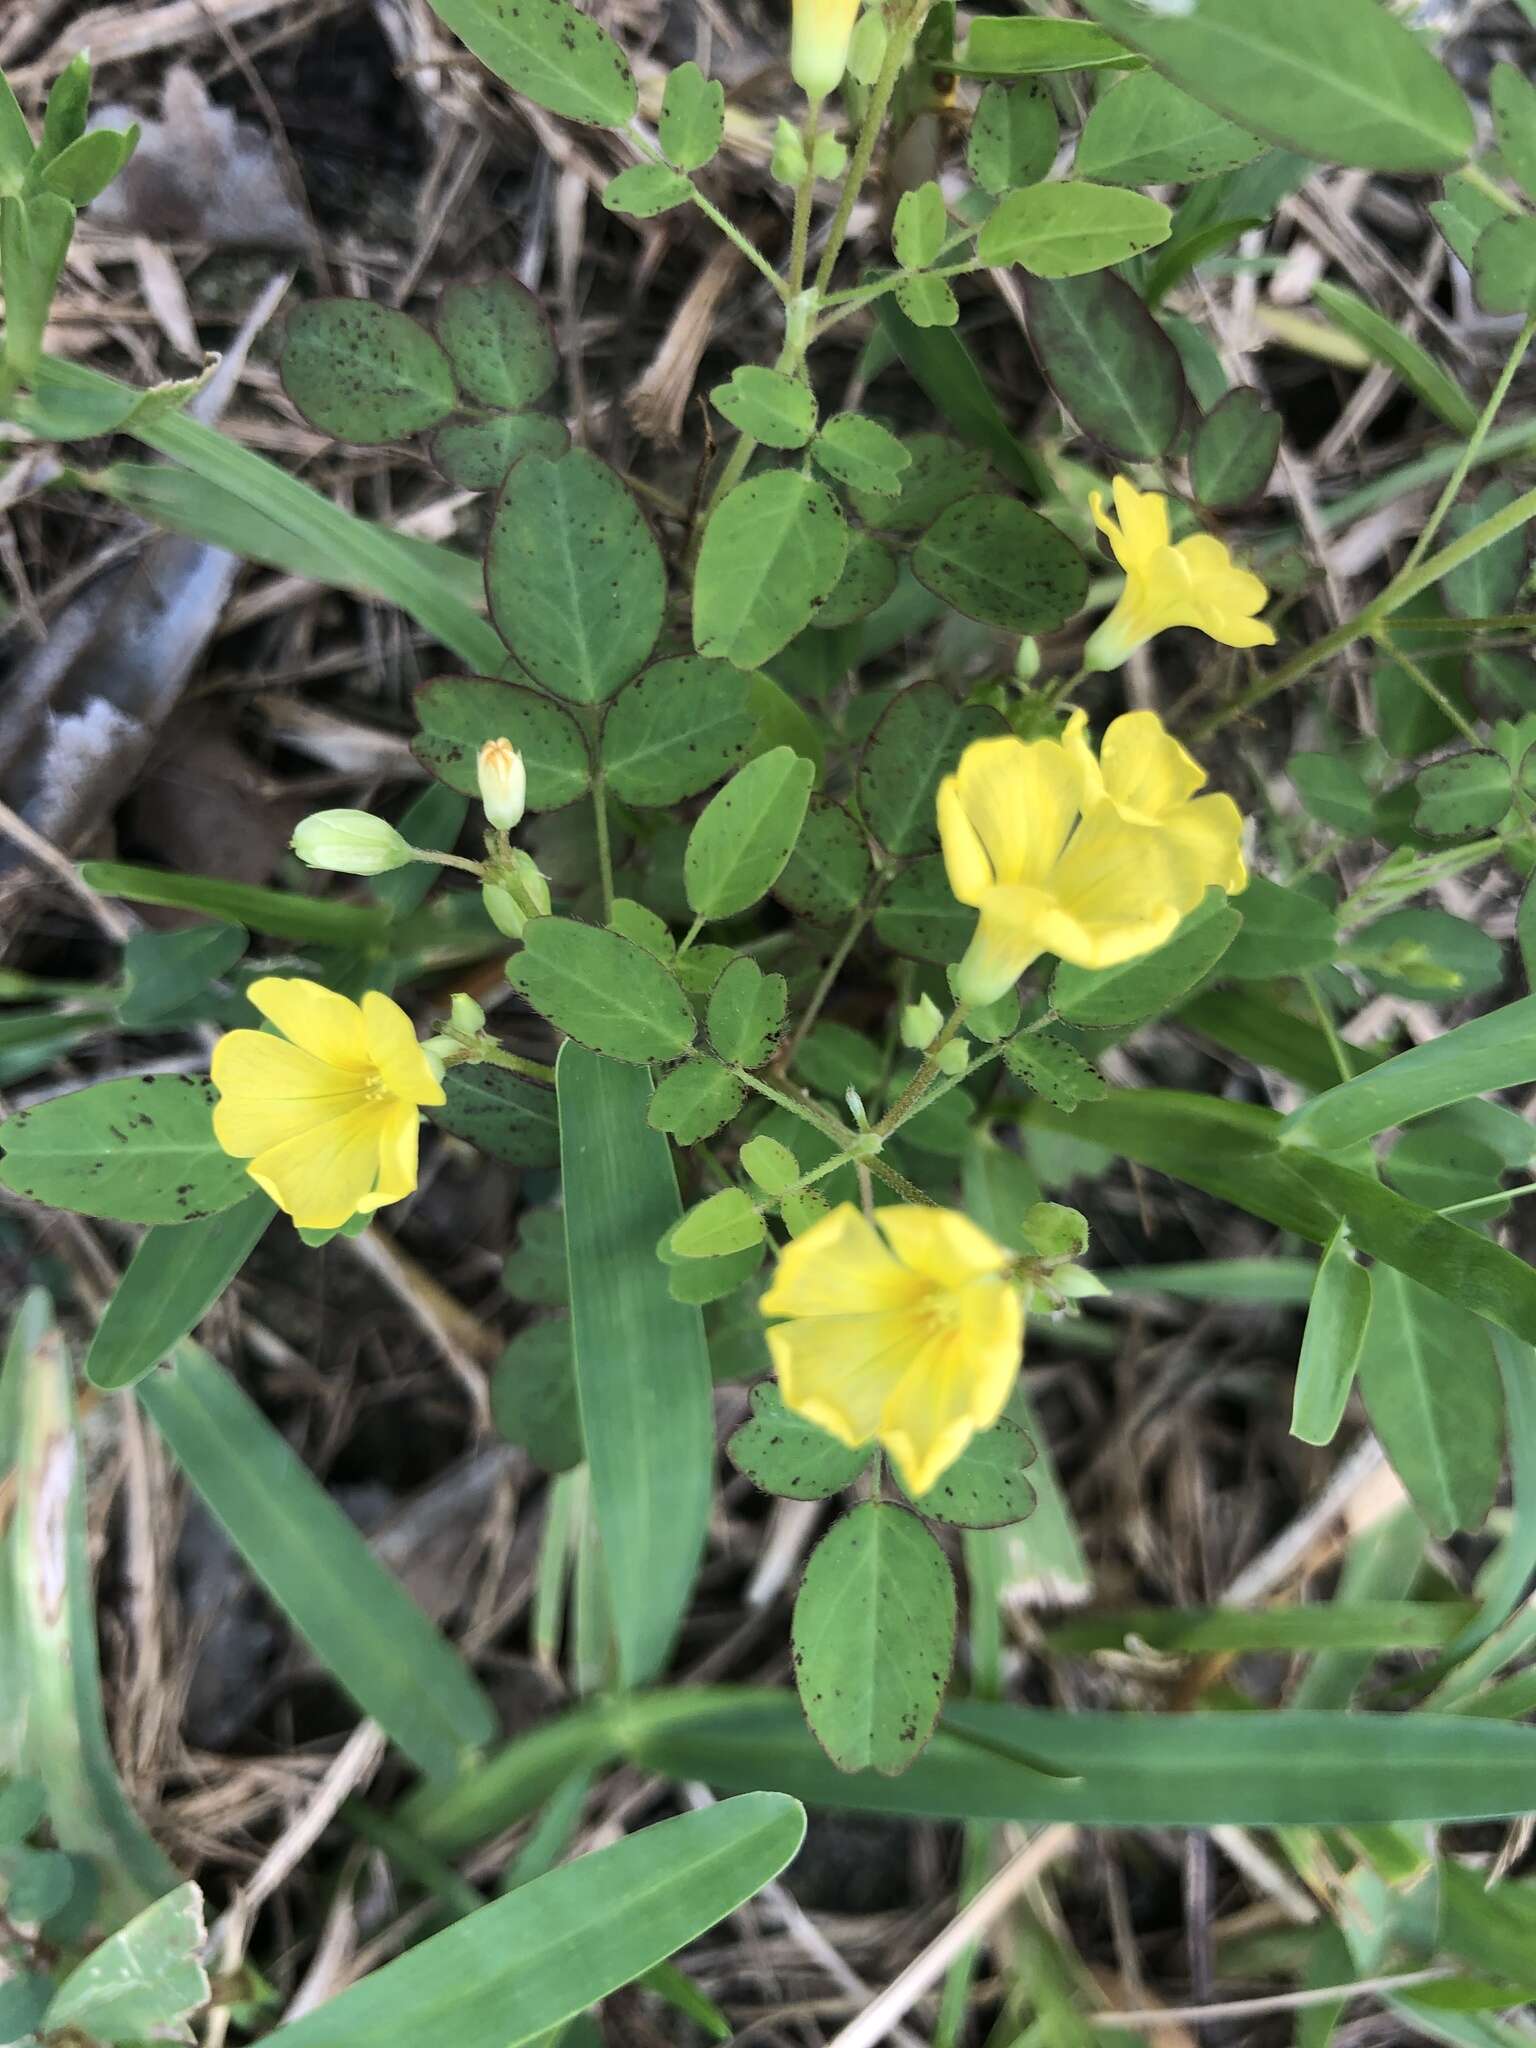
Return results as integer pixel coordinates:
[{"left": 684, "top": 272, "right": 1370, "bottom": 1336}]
[
  {"left": 760, "top": 1202, "right": 1025, "bottom": 1497},
  {"left": 1085, "top": 476, "right": 1275, "bottom": 673},
  {"left": 211, "top": 978, "right": 444, "bottom": 1230},
  {"left": 939, "top": 709, "right": 1246, "bottom": 1007}
]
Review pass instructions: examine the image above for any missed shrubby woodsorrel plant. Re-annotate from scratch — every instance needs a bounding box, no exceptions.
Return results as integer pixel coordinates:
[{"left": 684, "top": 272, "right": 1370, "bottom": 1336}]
[{"left": 7, "top": 0, "right": 1536, "bottom": 2038}]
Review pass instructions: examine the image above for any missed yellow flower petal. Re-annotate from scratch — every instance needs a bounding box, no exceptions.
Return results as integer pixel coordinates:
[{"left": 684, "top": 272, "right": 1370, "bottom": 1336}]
[
  {"left": 952, "top": 735, "right": 1081, "bottom": 890},
  {"left": 875, "top": 1205, "right": 1012, "bottom": 1289},
  {"left": 767, "top": 1310, "right": 926, "bottom": 1450},
  {"left": 1110, "top": 476, "right": 1169, "bottom": 566},
  {"left": 210, "top": 1030, "right": 368, "bottom": 1159},
  {"left": 246, "top": 1102, "right": 394, "bottom": 1230},
  {"left": 953, "top": 886, "right": 1054, "bottom": 1006},
  {"left": 1060, "top": 708, "right": 1101, "bottom": 803},
  {"left": 879, "top": 1279, "right": 1024, "bottom": 1497},
  {"left": 1036, "top": 804, "right": 1195, "bottom": 966},
  {"left": 1163, "top": 792, "right": 1248, "bottom": 895},
  {"left": 760, "top": 1202, "right": 927, "bottom": 1319},
  {"left": 247, "top": 977, "right": 370, "bottom": 1071},
  {"left": 937, "top": 774, "right": 994, "bottom": 906},
  {"left": 361, "top": 990, "right": 447, "bottom": 1107},
  {"left": 1098, "top": 710, "right": 1206, "bottom": 820},
  {"left": 355, "top": 1098, "right": 421, "bottom": 1213}
]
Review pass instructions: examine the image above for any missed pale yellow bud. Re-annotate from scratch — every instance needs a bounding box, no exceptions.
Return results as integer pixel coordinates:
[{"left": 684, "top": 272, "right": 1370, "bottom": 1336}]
[
  {"left": 449, "top": 992, "right": 486, "bottom": 1034},
  {"left": 291, "top": 809, "right": 412, "bottom": 876},
  {"left": 900, "top": 994, "right": 943, "bottom": 1050},
  {"left": 477, "top": 736, "right": 526, "bottom": 832},
  {"left": 791, "top": 0, "right": 861, "bottom": 102},
  {"left": 935, "top": 1040, "right": 969, "bottom": 1077}
]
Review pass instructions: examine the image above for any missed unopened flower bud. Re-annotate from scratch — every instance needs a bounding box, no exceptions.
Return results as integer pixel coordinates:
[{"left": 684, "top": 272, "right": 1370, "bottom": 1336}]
[
  {"left": 421, "top": 1035, "right": 456, "bottom": 1081},
  {"left": 846, "top": 6, "right": 887, "bottom": 85},
  {"left": 509, "top": 848, "right": 551, "bottom": 918},
  {"left": 449, "top": 992, "right": 486, "bottom": 1034},
  {"left": 791, "top": 0, "right": 861, "bottom": 102},
  {"left": 292, "top": 809, "right": 412, "bottom": 876},
  {"left": 771, "top": 114, "right": 808, "bottom": 186},
  {"left": 900, "top": 994, "right": 943, "bottom": 1051},
  {"left": 482, "top": 882, "right": 527, "bottom": 939},
  {"left": 936, "top": 1040, "right": 969, "bottom": 1076},
  {"left": 477, "top": 737, "right": 526, "bottom": 832},
  {"left": 1013, "top": 636, "right": 1041, "bottom": 685}
]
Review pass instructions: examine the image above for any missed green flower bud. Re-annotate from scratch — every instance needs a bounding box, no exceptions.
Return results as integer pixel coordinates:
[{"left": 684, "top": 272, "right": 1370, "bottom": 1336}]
[
  {"left": 1022, "top": 1201, "right": 1089, "bottom": 1263},
  {"left": 772, "top": 114, "right": 808, "bottom": 186},
  {"left": 935, "top": 1040, "right": 969, "bottom": 1077},
  {"left": 476, "top": 736, "right": 526, "bottom": 832},
  {"left": 901, "top": 994, "right": 944, "bottom": 1050},
  {"left": 292, "top": 809, "right": 412, "bottom": 876},
  {"left": 482, "top": 882, "right": 527, "bottom": 939},
  {"left": 846, "top": 6, "right": 887, "bottom": 85},
  {"left": 1013, "top": 636, "right": 1041, "bottom": 685},
  {"left": 509, "top": 848, "right": 552, "bottom": 918},
  {"left": 449, "top": 992, "right": 486, "bottom": 1034}
]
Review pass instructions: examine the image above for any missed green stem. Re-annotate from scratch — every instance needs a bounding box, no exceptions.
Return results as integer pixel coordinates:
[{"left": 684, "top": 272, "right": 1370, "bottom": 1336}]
[
  {"left": 1458, "top": 160, "right": 1526, "bottom": 219},
  {"left": 876, "top": 1001, "right": 968, "bottom": 1135},
  {"left": 778, "top": 870, "right": 890, "bottom": 1067},
  {"left": 812, "top": 0, "right": 929, "bottom": 298},
  {"left": 732, "top": 1066, "right": 935, "bottom": 1204},
  {"left": 1396, "top": 314, "right": 1536, "bottom": 586},
  {"left": 687, "top": 185, "right": 792, "bottom": 298},
  {"left": 812, "top": 256, "right": 982, "bottom": 341},
  {"left": 788, "top": 101, "right": 822, "bottom": 298},
  {"left": 412, "top": 847, "right": 486, "bottom": 877},
  {"left": 676, "top": 913, "right": 706, "bottom": 958},
  {"left": 1374, "top": 631, "right": 1483, "bottom": 748},
  {"left": 591, "top": 776, "right": 614, "bottom": 921},
  {"left": 471, "top": 1039, "right": 558, "bottom": 1086}
]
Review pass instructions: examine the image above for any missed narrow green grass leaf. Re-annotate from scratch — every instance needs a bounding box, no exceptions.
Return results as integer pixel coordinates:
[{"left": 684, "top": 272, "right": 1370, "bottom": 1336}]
[
  {"left": 1292, "top": 1506, "right": 1426, "bottom": 1711},
  {"left": 85, "top": 1194, "right": 275, "bottom": 1390},
  {"left": 1313, "top": 284, "right": 1478, "bottom": 434},
  {"left": 81, "top": 861, "right": 388, "bottom": 945},
  {"left": 1047, "top": 1601, "right": 1468, "bottom": 1657},
  {"left": 557, "top": 1045, "right": 714, "bottom": 1686},
  {"left": 139, "top": 1343, "right": 497, "bottom": 1779},
  {"left": 266, "top": 1796, "right": 804, "bottom": 2048},
  {"left": 1291, "top": 1226, "right": 1373, "bottom": 1447}
]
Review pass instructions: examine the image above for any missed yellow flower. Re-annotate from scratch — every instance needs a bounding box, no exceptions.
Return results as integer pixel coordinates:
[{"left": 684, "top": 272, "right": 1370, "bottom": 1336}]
[
  {"left": 760, "top": 1202, "right": 1026, "bottom": 1498},
  {"left": 938, "top": 708, "right": 1244, "bottom": 1006},
  {"left": 791, "top": 0, "right": 861, "bottom": 100},
  {"left": 1084, "top": 476, "right": 1276, "bottom": 672},
  {"left": 210, "top": 978, "right": 444, "bottom": 1230}
]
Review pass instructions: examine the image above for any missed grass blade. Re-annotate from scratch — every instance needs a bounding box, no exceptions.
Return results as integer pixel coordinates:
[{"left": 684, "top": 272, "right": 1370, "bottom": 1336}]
[
  {"left": 85, "top": 1193, "right": 275, "bottom": 1391},
  {"left": 138, "top": 1342, "right": 496, "bottom": 1780},
  {"left": 557, "top": 1043, "right": 714, "bottom": 1686}
]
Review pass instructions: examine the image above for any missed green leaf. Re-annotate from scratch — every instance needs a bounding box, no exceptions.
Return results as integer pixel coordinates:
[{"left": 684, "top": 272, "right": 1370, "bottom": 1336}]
[
  {"left": 491, "top": 1321, "right": 583, "bottom": 1472},
  {"left": 849, "top": 429, "right": 989, "bottom": 530},
  {"left": 1292, "top": 752, "right": 1375, "bottom": 837},
  {"left": 660, "top": 61, "right": 724, "bottom": 171},
  {"left": 44, "top": 1882, "right": 207, "bottom": 2043},
  {"left": 875, "top": 855, "right": 973, "bottom": 964},
  {"left": 280, "top": 301, "right": 456, "bottom": 444},
  {"left": 558, "top": 1046, "right": 715, "bottom": 1684},
  {"left": 84, "top": 1194, "right": 274, "bottom": 1393},
  {"left": 1278, "top": 992, "right": 1536, "bottom": 1155},
  {"left": 666, "top": 1239, "right": 764, "bottom": 1306},
  {"left": 707, "top": 956, "right": 788, "bottom": 1067},
  {"left": 0, "top": 68, "right": 34, "bottom": 190},
  {"left": 1473, "top": 215, "right": 1536, "bottom": 316},
  {"left": 1441, "top": 481, "right": 1528, "bottom": 621},
  {"left": 1190, "top": 387, "right": 1283, "bottom": 513},
  {"left": 508, "top": 919, "right": 696, "bottom": 1063},
  {"left": 413, "top": 675, "right": 591, "bottom": 810},
  {"left": 1291, "top": 1226, "right": 1373, "bottom": 1448},
  {"left": 812, "top": 412, "right": 912, "bottom": 496},
  {"left": 1313, "top": 283, "right": 1478, "bottom": 435},
  {"left": 1078, "top": 69, "right": 1262, "bottom": 185},
  {"left": 0, "top": 192, "right": 72, "bottom": 377},
  {"left": 141, "top": 1342, "right": 496, "bottom": 1776},
  {"left": 1219, "top": 875, "right": 1336, "bottom": 978},
  {"left": 430, "top": 411, "right": 569, "bottom": 490},
  {"left": 1413, "top": 751, "right": 1513, "bottom": 840},
  {"left": 727, "top": 1382, "right": 873, "bottom": 1499},
  {"left": 1431, "top": 171, "right": 1508, "bottom": 271},
  {"left": 1491, "top": 62, "right": 1536, "bottom": 205},
  {"left": 432, "top": 1063, "right": 560, "bottom": 1167},
  {"left": 4, "top": 1294, "right": 178, "bottom": 1925},
  {"left": 793, "top": 1504, "right": 957, "bottom": 1775},
  {"left": 953, "top": 17, "right": 1142, "bottom": 77},
  {"left": 601, "top": 655, "right": 757, "bottom": 807},
  {"left": 976, "top": 181, "right": 1170, "bottom": 276},
  {"left": 421, "top": 0, "right": 637, "bottom": 127},
  {"left": 967, "top": 79, "right": 1058, "bottom": 195},
  {"left": 693, "top": 472, "right": 849, "bottom": 669},
  {"left": 894, "top": 181, "right": 947, "bottom": 269},
  {"left": 603, "top": 163, "right": 692, "bottom": 217},
  {"left": 81, "top": 860, "right": 388, "bottom": 946},
  {"left": 813, "top": 530, "right": 898, "bottom": 627},
  {"left": 435, "top": 274, "right": 556, "bottom": 409},
  {"left": 857, "top": 682, "right": 1007, "bottom": 858},
  {"left": 118, "top": 920, "right": 247, "bottom": 1029},
  {"left": 1077, "top": 0, "right": 1475, "bottom": 174},
  {"left": 1351, "top": 905, "right": 1502, "bottom": 1002},
  {"left": 685, "top": 746, "right": 815, "bottom": 921},
  {"left": 1023, "top": 270, "right": 1188, "bottom": 460},
  {"left": 898, "top": 1418, "right": 1037, "bottom": 1528},
  {"left": 774, "top": 798, "right": 873, "bottom": 925},
  {"left": 487, "top": 451, "right": 665, "bottom": 704},
  {"left": 647, "top": 1060, "right": 747, "bottom": 1144},
  {"left": 1357, "top": 1269, "right": 1504, "bottom": 1540},
  {"left": 895, "top": 269, "right": 959, "bottom": 328},
  {"left": 1050, "top": 887, "right": 1242, "bottom": 1028},
  {"left": 912, "top": 494, "right": 1088, "bottom": 633},
  {"left": 504, "top": 1208, "right": 570, "bottom": 1306},
  {"left": 1002, "top": 1033, "right": 1107, "bottom": 1110},
  {"left": 0, "top": 1076, "right": 248, "bottom": 1226},
  {"left": 267, "top": 1796, "right": 804, "bottom": 2048},
  {"left": 671, "top": 1189, "right": 766, "bottom": 1260},
  {"left": 39, "top": 124, "right": 137, "bottom": 204},
  {"left": 610, "top": 897, "right": 675, "bottom": 960},
  {"left": 711, "top": 365, "right": 817, "bottom": 449}
]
